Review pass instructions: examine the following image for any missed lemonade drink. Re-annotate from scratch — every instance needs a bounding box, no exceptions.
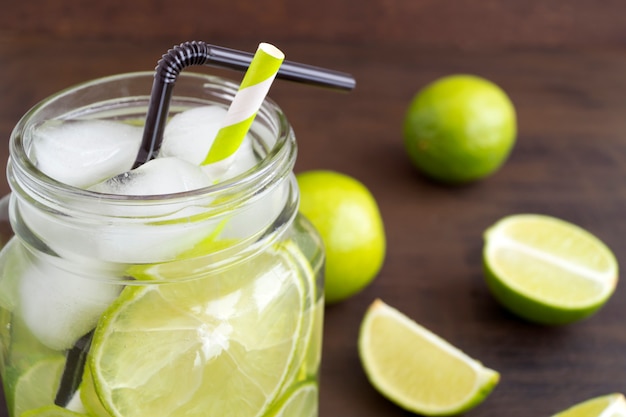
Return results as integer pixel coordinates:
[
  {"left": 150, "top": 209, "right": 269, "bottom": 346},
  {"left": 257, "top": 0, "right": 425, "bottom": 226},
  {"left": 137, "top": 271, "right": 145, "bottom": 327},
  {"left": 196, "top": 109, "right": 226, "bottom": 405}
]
[{"left": 0, "top": 72, "right": 324, "bottom": 417}]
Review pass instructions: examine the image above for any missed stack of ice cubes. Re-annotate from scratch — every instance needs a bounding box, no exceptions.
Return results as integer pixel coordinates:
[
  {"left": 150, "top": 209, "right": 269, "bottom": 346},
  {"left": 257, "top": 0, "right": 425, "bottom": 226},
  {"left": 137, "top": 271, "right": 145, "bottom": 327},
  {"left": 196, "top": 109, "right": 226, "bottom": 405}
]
[{"left": 18, "top": 104, "right": 289, "bottom": 349}]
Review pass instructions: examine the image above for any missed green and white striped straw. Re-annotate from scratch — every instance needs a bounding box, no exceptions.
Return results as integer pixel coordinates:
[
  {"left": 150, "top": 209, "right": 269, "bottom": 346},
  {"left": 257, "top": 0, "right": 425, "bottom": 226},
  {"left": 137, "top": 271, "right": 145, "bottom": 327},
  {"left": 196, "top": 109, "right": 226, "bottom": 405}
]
[{"left": 202, "top": 43, "right": 285, "bottom": 166}]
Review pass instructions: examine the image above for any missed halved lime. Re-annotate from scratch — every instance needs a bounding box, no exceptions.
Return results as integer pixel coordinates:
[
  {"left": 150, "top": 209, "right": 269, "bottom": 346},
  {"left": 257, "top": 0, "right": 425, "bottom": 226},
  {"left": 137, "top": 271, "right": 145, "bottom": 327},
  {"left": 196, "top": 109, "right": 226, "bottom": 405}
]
[
  {"left": 358, "top": 299, "right": 499, "bottom": 416},
  {"left": 483, "top": 214, "right": 618, "bottom": 324},
  {"left": 267, "top": 382, "right": 318, "bottom": 417},
  {"left": 89, "top": 240, "right": 312, "bottom": 417},
  {"left": 552, "top": 393, "right": 626, "bottom": 417}
]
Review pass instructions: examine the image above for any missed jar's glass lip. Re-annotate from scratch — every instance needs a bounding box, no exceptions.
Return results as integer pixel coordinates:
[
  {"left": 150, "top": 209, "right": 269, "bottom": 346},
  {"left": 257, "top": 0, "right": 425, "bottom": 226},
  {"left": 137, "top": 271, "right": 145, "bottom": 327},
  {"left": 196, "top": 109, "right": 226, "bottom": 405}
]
[{"left": 9, "top": 71, "right": 294, "bottom": 206}]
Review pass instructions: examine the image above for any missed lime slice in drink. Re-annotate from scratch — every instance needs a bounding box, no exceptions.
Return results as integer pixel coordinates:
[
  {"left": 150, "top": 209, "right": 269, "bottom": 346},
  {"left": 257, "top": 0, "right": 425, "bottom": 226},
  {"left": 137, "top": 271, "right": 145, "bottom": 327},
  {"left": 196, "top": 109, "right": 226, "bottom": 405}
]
[
  {"left": 0, "top": 238, "right": 25, "bottom": 311},
  {"left": 275, "top": 241, "right": 317, "bottom": 394},
  {"left": 268, "top": 382, "right": 318, "bottom": 417},
  {"left": 80, "top": 363, "right": 110, "bottom": 417},
  {"left": 125, "top": 222, "right": 232, "bottom": 282},
  {"left": 10, "top": 357, "right": 65, "bottom": 417},
  {"left": 20, "top": 404, "right": 86, "bottom": 417},
  {"left": 90, "top": 240, "right": 312, "bottom": 417},
  {"left": 302, "top": 298, "right": 324, "bottom": 379},
  {"left": 483, "top": 214, "right": 618, "bottom": 325},
  {"left": 3, "top": 312, "right": 65, "bottom": 416},
  {"left": 552, "top": 393, "right": 626, "bottom": 417},
  {"left": 358, "top": 299, "right": 499, "bottom": 416}
]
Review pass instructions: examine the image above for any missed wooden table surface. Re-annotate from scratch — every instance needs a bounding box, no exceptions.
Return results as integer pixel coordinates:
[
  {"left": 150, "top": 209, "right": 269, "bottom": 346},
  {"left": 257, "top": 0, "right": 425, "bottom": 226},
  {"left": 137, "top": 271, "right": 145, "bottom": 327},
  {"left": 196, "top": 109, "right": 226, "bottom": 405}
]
[{"left": 1, "top": 38, "right": 626, "bottom": 417}]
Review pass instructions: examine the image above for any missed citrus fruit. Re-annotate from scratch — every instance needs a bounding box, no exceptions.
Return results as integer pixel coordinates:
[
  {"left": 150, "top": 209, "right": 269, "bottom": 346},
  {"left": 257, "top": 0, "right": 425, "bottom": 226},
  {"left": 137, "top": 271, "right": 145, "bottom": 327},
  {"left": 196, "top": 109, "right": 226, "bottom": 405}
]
[
  {"left": 10, "top": 357, "right": 65, "bottom": 417},
  {"left": 358, "top": 299, "right": 499, "bottom": 416},
  {"left": 552, "top": 393, "right": 626, "bottom": 417},
  {"left": 80, "top": 363, "right": 111, "bottom": 417},
  {"left": 296, "top": 170, "right": 385, "bottom": 304},
  {"left": 276, "top": 241, "right": 318, "bottom": 398},
  {"left": 302, "top": 299, "right": 324, "bottom": 378},
  {"left": 3, "top": 312, "right": 65, "bottom": 416},
  {"left": 483, "top": 214, "right": 618, "bottom": 325},
  {"left": 88, "top": 241, "right": 314, "bottom": 417},
  {"left": 20, "top": 404, "right": 86, "bottom": 417},
  {"left": 268, "top": 382, "right": 318, "bottom": 417},
  {"left": 403, "top": 74, "right": 516, "bottom": 183}
]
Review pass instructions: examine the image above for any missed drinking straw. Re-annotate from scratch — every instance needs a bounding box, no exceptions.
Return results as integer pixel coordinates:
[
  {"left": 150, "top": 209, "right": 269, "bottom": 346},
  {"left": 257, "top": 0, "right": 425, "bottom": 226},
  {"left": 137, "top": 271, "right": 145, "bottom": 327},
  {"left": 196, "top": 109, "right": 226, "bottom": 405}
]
[
  {"left": 201, "top": 43, "right": 284, "bottom": 166},
  {"left": 134, "top": 41, "right": 355, "bottom": 168},
  {"left": 204, "top": 45, "right": 355, "bottom": 91}
]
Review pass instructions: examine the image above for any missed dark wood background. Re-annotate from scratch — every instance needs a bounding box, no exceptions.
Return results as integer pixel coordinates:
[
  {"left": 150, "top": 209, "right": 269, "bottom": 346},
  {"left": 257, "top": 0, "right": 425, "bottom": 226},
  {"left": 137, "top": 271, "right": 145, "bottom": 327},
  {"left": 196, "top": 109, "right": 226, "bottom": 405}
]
[
  {"left": 4, "top": 0, "right": 626, "bottom": 48},
  {"left": 2, "top": 1, "right": 626, "bottom": 416}
]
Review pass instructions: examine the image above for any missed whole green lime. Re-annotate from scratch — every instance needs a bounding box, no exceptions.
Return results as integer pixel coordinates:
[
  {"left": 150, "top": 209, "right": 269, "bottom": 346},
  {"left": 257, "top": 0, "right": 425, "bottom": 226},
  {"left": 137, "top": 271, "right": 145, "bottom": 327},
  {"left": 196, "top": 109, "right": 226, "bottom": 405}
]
[
  {"left": 296, "top": 170, "right": 385, "bottom": 304},
  {"left": 403, "top": 74, "right": 517, "bottom": 183}
]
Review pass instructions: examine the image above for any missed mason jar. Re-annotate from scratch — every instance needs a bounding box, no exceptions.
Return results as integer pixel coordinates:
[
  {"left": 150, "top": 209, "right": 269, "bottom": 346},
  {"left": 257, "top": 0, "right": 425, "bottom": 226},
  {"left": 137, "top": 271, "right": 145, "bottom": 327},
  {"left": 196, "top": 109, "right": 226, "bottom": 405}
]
[{"left": 0, "top": 72, "right": 324, "bottom": 417}]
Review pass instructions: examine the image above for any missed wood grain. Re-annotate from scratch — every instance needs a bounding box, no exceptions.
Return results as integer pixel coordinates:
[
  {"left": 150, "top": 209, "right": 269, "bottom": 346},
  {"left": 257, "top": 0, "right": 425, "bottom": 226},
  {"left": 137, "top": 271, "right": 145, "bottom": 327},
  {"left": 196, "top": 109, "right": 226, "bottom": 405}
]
[
  {"left": 1, "top": 21, "right": 626, "bottom": 417},
  {"left": 2, "top": 0, "right": 626, "bottom": 48}
]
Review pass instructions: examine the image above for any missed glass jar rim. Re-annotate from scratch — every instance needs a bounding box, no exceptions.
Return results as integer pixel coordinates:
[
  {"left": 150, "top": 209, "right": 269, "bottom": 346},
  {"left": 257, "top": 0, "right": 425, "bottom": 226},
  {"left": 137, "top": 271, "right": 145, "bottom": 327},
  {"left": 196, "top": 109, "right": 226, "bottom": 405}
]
[{"left": 8, "top": 71, "right": 295, "bottom": 210}]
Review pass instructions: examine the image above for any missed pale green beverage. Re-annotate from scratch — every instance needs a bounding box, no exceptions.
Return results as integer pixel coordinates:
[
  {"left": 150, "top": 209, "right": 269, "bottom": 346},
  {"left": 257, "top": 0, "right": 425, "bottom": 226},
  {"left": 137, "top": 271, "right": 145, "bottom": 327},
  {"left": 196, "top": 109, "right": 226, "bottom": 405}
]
[{"left": 0, "top": 72, "right": 324, "bottom": 417}]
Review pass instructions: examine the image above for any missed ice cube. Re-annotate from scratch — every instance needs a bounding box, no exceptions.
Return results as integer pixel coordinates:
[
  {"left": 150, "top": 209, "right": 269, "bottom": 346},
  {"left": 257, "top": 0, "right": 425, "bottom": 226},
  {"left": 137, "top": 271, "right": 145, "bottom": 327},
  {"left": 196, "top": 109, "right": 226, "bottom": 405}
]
[
  {"left": 81, "top": 157, "right": 217, "bottom": 263},
  {"left": 30, "top": 119, "right": 142, "bottom": 188},
  {"left": 88, "top": 157, "right": 212, "bottom": 195},
  {"left": 204, "top": 135, "right": 258, "bottom": 179},
  {"left": 18, "top": 156, "right": 219, "bottom": 264},
  {"left": 19, "top": 255, "right": 122, "bottom": 350},
  {"left": 160, "top": 106, "right": 258, "bottom": 181},
  {"left": 160, "top": 105, "right": 227, "bottom": 166},
  {"left": 219, "top": 175, "right": 290, "bottom": 240},
  {"left": 18, "top": 194, "right": 219, "bottom": 264},
  {"left": 66, "top": 390, "right": 87, "bottom": 413}
]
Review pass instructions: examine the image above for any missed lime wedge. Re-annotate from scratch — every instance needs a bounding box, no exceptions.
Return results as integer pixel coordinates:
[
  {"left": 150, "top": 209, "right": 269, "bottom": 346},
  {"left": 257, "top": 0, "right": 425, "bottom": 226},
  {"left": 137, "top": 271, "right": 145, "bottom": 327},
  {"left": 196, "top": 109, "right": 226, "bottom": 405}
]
[
  {"left": 20, "top": 404, "right": 86, "bottom": 417},
  {"left": 358, "top": 299, "right": 499, "bottom": 416},
  {"left": 268, "top": 382, "right": 318, "bottom": 417},
  {"left": 483, "top": 214, "right": 618, "bottom": 324},
  {"left": 89, "top": 241, "right": 312, "bottom": 417},
  {"left": 552, "top": 393, "right": 626, "bottom": 417}
]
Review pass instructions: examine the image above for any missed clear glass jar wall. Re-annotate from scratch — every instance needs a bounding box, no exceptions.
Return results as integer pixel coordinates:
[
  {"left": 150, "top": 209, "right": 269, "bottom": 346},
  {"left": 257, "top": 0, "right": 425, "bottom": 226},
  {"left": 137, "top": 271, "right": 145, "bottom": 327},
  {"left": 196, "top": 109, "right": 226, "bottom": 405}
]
[{"left": 0, "top": 72, "right": 324, "bottom": 417}]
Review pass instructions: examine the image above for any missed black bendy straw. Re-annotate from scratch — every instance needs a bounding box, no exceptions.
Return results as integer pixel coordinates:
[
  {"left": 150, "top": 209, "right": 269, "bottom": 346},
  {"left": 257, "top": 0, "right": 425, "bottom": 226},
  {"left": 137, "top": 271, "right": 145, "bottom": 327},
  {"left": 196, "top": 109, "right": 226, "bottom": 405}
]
[{"left": 134, "top": 41, "right": 356, "bottom": 168}]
